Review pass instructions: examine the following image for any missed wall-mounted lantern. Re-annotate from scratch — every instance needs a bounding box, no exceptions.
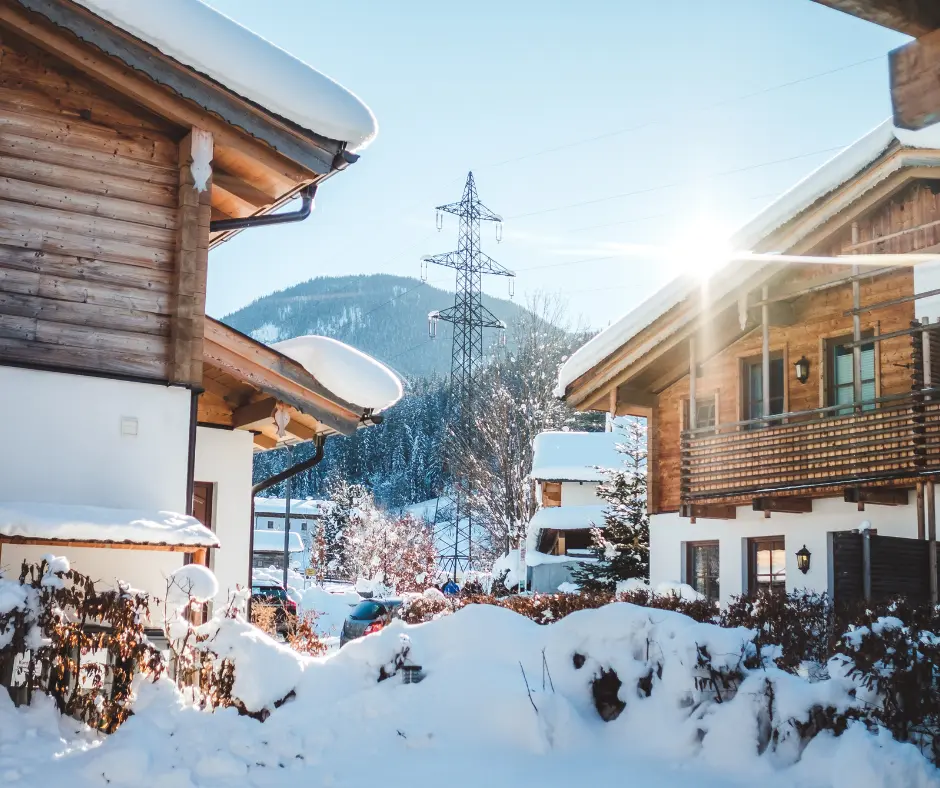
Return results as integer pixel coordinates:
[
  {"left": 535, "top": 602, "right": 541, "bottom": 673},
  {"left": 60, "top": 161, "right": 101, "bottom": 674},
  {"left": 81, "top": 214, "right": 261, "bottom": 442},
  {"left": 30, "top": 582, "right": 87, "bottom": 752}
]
[
  {"left": 796, "top": 544, "right": 811, "bottom": 574},
  {"left": 794, "top": 356, "right": 810, "bottom": 384}
]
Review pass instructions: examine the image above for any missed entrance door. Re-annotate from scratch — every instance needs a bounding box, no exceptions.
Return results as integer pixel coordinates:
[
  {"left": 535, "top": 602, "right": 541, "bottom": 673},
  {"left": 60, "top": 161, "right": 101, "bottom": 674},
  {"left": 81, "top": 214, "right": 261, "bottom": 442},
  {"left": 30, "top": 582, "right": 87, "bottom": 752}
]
[{"left": 191, "top": 481, "right": 214, "bottom": 567}]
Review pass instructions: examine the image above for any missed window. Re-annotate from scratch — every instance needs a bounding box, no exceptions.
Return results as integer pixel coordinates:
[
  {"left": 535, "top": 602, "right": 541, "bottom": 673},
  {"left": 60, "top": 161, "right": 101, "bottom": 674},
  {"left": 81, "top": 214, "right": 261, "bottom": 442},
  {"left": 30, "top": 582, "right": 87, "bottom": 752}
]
[
  {"left": 742, "top": 356, "right": 785, "bottom": 420},
  {"left": 686, "top": 542, "right": 719, "bottom": 604},
  {"left": 683, "top": 396, "right": 717, "bottom": 430},
  {"left": 827, "top": 335, "right": 875, "bottom": 412},
  {"left": 301, "top": 522, "right": 307, "bottom": 531},
  {"left": 748, "top": 537, "right": 786, "bottom": 595},
  {"left": 267, "top": 520, "right": 274, "bottom": 529},
  {"left": 542, "top": 482, "right": 561, "bottom": 507}
]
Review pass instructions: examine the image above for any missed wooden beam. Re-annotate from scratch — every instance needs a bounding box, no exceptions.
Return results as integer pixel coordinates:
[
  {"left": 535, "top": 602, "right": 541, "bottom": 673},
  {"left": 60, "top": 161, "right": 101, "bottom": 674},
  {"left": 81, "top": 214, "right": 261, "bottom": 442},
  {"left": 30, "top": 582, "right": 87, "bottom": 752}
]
[
  {"left": 232, "top": 397, "right": 277, "bottom": 430},
  {"left": 752, "top": 497, "right": 813, "bottom": 514},
  {"left": 253, "top": 432, "right": 278, "bottom": 450},
  {"left": 812, "top": 0, "right": 940, "bottom": 37},
  {"left": 891, "top": 27, "right": 940, "bottom": 131},
  {"left": 0, "top": 536, "right": 205, "bottom": 552},
  {"left": 169, "top": 128, "right": 212, "bottom": 385},
  {"left": 211, "top": 173, "right": 275, "bottom": 209},
  {"left": 844, "top": 487, "right": 910, "bottom": 506},
  {"left": 286, "top": 418, "right": 316, "bottom": 441},
  {"left": 679, "top": 503, "right": 737, "bottom": 520},
  {"left": 618, "top": 386, "right": 656, "bottom": 409}
]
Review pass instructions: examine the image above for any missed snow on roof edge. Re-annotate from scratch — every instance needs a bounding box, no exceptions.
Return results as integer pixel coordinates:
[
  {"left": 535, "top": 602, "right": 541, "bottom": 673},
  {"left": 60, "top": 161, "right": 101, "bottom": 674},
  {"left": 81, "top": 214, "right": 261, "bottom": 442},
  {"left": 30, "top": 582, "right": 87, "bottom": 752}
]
[
  {"left": 74, "top": 0, "right": 377, "bottom": 152},
  {"left": 0, "top": 502, "right": 219, "bottom": 548}
]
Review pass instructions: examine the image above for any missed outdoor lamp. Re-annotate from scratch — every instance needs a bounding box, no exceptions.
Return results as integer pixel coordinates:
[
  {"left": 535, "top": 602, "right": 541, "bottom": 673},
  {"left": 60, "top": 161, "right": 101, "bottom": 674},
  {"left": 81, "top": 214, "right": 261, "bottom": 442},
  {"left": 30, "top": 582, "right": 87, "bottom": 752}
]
[
  {"left": 794, "top": 356, "right": 810, "bottom": 384},
  {"left": 796, "top": 544, "right": 811, "bottom": 574}
]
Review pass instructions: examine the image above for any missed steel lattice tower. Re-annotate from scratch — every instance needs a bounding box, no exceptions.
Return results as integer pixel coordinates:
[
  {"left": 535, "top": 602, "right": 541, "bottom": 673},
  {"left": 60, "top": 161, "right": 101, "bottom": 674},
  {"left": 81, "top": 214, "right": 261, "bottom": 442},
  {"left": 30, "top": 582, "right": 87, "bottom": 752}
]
[{"left": 425, "top": 172, "right": 514, "bottom": 579}]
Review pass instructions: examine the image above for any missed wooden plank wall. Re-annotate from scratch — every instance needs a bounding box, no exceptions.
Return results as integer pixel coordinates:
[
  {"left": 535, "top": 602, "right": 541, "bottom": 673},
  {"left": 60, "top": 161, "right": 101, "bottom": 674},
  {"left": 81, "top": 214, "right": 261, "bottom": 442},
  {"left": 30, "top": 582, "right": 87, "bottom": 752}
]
[{"left": 0, "top": 32, "right": 182, "bottom": 380}]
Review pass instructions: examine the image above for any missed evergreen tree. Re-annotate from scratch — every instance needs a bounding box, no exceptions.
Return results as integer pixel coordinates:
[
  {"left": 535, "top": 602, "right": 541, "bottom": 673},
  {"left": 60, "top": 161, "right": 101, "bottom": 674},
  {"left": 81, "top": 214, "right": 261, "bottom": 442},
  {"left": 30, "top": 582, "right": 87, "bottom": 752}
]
[
  {"left": 320, "top": 479, "right": 368, "bottom": 578},
  {"left": 572, "top": 419, "right": 650, "bottom": 592}
]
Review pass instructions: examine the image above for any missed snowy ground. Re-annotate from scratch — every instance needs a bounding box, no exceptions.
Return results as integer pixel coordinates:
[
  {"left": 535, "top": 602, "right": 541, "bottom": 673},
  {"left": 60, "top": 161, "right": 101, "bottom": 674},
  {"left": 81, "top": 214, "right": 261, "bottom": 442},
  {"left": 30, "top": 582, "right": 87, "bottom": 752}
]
[{"left": 1, "top": 603, "right": 936, "bottom": 788}]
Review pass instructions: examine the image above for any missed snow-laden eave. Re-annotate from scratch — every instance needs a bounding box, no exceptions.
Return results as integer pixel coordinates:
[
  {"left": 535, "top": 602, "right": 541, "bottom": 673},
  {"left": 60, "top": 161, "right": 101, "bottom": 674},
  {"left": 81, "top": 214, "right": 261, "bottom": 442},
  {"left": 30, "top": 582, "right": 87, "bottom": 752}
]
[
  {"left": 556, "top": 119, "right": 940, "bottom": 400},
  {"left": 72, "top": 0, "right": 377, "bottom": 152}
]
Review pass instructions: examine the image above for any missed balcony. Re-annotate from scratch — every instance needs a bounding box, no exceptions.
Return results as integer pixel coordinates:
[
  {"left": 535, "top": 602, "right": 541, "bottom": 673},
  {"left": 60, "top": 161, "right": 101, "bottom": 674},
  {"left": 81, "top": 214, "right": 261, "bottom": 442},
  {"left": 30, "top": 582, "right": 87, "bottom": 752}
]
[{"left": 680, "top": 388, "right": 940, "bottom": 506}]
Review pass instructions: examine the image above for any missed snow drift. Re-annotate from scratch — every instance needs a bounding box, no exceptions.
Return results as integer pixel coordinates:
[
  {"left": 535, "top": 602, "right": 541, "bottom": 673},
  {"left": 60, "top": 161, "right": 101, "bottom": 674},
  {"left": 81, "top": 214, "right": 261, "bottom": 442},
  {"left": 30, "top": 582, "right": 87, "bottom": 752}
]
[{"left": 5, "top": 602, "right": 936, "bottom": 787}]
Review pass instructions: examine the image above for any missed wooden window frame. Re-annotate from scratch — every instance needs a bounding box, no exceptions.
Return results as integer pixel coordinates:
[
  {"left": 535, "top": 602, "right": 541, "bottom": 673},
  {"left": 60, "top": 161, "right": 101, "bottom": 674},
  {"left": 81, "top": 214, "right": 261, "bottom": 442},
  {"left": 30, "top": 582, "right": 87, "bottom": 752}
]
[
  {"left": 747, "top": 536, "right": 786, "bottom": 596},
  {"left": 680, "top": 391, "right": 720, "bottom": 433},
  {"left": 824, "top": 330, "right": 877, "bottom": 409},
  {"left": 189, "top": 481, "right": 215, "bottom": 568},
  {"left": 738, "top": 350, "right": 787, "bottom": 422},
  {"left": 686, "top": 540, "right": 720, "bottom": 604}
]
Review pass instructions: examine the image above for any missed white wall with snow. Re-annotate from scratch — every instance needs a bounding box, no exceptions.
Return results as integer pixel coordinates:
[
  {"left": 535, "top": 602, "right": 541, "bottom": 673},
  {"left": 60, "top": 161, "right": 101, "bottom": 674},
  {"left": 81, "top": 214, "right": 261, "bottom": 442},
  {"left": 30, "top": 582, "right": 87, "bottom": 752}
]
[
  {"left": 194, "top": 427, "right": 254, "bottom": 605},
  {"left": 559, "top": 481, "right": 605, "bottom": 507},
  {"left": 650, "top": 494, "right": 920, "bottom": 604},
  {"left": 0, "top": 366, "right": 190, "bottom": 510}
]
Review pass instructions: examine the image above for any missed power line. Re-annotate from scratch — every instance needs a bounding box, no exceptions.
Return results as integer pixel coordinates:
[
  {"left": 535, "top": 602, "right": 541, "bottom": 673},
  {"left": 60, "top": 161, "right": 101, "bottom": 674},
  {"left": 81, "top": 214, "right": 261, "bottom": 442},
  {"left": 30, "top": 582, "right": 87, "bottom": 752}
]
[
  {"left": 504, "top": 144, "right": 845, "bottom": 221},
  {"left": 487, "top": 54, "right": 882, "bottom": 170}
]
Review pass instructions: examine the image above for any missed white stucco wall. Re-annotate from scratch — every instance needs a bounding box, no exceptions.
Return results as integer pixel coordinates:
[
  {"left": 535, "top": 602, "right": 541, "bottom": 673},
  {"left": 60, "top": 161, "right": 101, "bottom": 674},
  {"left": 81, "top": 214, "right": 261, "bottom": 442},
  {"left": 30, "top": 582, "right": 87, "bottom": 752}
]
[
  {"left": 0, "top": 365, "right": 191, "bottom": 509},
  {"left": 0, "top": 366, "right": 192, "bottom": 601},
  {"left": 194, "top": 426, "right": 254, "bottom": 604},
  {"left": 650, "top": 493, "right": 921, "bottom": 605},
  {"left": 560, "top": 481, "right": 605, "bottom": 507}
]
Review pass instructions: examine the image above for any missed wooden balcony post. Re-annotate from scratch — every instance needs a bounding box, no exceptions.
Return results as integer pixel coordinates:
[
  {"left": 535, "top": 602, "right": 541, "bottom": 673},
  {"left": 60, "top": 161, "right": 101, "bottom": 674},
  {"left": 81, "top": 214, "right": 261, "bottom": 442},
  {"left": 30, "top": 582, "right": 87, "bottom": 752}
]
[
  {"left": 929, "top": 480, "right": 938, "bottom": 605},
  {"left": 761, "top": 286, "right": 770, "bottom": 420},
  {"left": 923, "top": 316, "right": 932, "bottom": 397},
  {"left": 851, "top": 251, "right": 862, "bottom": 410},
  {"left": 688, "top": 336, "right": 697, "bottom": 430}
]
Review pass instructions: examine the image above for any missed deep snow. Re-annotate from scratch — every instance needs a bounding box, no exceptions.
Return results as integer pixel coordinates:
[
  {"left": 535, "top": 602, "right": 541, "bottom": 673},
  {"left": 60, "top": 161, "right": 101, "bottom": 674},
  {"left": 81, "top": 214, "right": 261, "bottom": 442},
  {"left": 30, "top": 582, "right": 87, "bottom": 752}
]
[{"left": 1, "top": 602, "right": 936, "bottom": 787}]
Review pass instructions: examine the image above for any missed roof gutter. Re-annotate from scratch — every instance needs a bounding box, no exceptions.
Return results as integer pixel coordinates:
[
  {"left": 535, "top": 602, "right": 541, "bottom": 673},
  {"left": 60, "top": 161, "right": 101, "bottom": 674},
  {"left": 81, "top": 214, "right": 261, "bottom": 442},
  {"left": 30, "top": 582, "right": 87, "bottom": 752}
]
[
  {"left": 252, "top": 434, "right": 325, "bottom": 495},
  {"left": 210, "top": 183, "right": 317, "bottom": 234}
]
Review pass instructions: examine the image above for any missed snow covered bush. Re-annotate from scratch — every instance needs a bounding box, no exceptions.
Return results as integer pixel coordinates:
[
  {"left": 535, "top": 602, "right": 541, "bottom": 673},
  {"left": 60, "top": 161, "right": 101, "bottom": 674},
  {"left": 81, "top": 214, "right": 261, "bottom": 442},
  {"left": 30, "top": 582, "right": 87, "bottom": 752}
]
[{"left": 0, "top": 557, "right": 162, "bottom": 732}]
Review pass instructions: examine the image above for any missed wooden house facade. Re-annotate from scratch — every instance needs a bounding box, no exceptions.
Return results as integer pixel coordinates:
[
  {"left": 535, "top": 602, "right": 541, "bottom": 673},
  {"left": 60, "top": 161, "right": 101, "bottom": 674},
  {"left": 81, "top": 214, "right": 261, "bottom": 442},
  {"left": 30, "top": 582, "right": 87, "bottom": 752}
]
[
  {"left": 0, "top": 0, "right": 394, "bottom": 604},
  {"left": 558, "top": 120, "right": 940, "bottom": 605}
]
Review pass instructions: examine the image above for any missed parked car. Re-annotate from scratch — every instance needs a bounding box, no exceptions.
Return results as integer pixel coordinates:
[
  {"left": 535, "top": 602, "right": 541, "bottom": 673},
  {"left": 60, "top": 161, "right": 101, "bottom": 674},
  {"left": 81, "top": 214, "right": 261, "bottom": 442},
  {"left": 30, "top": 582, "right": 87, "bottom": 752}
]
[
  {"left": 251, "top": 583, "right": 297, "bottom": 634},
  {"left": 340, "top": 598, "right": 403, "bottom": 646}
]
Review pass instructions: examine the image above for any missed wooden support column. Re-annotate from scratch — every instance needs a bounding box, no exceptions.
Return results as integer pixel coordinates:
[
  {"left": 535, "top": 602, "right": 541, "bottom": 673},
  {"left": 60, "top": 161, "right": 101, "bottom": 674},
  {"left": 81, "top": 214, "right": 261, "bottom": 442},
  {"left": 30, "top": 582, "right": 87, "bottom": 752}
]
[
  {"left": 851, "top": 226, "right": 863, "bottom": 410},
  {"left": 688, "top": 336, "right": 697, "bottom": 430},
  {"left": 929, "top": 480, "right": 938, "bottom": 605},
  {"left": 761, "top": 286, "right": 770, "bottom": 420},
  {"left": 924, "top": 316, "right": 932, "bottom": 400},
  {"left": 170, "top": 128, "right": 213, "bottom": 385}
]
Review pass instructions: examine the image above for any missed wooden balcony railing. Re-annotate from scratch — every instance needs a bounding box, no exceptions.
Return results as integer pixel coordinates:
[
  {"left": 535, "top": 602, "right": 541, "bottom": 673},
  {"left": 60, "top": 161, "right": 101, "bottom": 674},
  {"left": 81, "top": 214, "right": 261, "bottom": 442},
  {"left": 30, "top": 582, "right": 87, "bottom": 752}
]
[{"left": 680, "top": 388, "right": 940, "bottom": 503}]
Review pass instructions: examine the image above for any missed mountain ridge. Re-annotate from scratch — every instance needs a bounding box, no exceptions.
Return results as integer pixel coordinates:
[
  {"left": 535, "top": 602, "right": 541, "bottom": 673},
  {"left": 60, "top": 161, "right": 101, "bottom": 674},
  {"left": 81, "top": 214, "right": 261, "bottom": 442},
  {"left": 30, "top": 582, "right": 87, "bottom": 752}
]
[{"left": 221, "top": 273, "right": 529, "bottom": 379}]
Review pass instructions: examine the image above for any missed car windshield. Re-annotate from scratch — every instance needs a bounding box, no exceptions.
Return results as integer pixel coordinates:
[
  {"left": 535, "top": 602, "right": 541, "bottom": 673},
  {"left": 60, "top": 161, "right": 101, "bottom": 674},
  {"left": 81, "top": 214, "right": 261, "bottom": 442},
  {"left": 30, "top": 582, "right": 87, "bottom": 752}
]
[
  {"left": 349, "top": 600, "right": 385, "bottom": 621},
  {"left": 253, "top": 587, "right": 287, "bottom": 601}
]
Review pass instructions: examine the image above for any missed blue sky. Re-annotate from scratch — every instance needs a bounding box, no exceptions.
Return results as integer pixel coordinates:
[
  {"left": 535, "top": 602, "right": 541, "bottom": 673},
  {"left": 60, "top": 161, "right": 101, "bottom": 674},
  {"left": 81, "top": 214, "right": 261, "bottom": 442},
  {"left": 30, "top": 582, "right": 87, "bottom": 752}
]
[{"left": 205, "top": 0, "right": 908, "bottom": 330}]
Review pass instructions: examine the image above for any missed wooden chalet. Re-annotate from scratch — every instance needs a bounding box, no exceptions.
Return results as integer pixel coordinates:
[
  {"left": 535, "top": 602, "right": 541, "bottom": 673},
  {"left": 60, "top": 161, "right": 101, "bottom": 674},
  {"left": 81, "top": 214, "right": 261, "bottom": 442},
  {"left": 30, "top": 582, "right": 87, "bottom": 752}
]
[
  {"left": 558, "top": 120, "right": 940, "bottom": 606},
  {"left": 0, "top": 0, "right": 394, "bottom": 603}
]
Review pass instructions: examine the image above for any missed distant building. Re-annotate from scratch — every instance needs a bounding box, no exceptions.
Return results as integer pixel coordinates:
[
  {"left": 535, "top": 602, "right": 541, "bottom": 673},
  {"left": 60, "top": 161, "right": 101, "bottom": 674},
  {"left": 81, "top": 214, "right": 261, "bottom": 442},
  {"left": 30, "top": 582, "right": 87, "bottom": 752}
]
[
  {"left": 252, "top": 530, "right": 305, "bottom": 572},
  {"left": 526, "top": 431, "right": 622, "bottom": 592},
  {"left": 253, "top": 498, "right": 332, "bottom": 574}
]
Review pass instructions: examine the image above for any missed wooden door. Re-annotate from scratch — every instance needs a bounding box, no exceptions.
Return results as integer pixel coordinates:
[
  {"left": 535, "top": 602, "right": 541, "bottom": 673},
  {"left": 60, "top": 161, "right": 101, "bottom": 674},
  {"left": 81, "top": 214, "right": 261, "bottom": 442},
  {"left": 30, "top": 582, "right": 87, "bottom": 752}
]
[{"left": 191, "top": 482, "right": 214, "bottom": 567}]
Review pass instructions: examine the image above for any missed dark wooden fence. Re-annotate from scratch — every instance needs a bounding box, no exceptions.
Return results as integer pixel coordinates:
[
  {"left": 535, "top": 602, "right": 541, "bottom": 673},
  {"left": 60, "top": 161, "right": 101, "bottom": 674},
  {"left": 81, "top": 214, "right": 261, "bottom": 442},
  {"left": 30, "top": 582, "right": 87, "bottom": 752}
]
[{"left": 830, "top": 531, "right": 938, "bottom": 603}]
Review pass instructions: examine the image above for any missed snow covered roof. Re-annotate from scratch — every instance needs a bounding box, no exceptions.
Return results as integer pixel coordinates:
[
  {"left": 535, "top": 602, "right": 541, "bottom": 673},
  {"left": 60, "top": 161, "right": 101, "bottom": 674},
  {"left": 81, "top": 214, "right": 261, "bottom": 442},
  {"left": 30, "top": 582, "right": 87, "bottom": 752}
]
[
  {"left": 530, "top": 431, "right": 622, "bottom": 481},
  {"left": 253, "top": 498, "right": 331, "bottom": 516},
  {"left": 556, "top": 120, "right": 940, "bottom": 398},
  {"left": 253, "top": 530, "right": 304, "bottom": 553},
  {"left": 528, "top": 504, "right": 608, "bottom": 534},
  {"left": 272, "top": 336, "right": 403, "bottom": 412},
  {"left": 0, "top": 502, "right": 219, "bottom": 548},
  {"left": 74, "top": 0, "right": 377, "bottom": 151}
]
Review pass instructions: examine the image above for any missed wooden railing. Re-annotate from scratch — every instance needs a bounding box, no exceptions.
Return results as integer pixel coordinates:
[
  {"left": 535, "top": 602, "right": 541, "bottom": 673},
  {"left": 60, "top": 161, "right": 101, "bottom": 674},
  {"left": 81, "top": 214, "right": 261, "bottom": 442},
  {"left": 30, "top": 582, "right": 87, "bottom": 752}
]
[{"left": 680, "top": 388, "right": 940, "bottom": 503}]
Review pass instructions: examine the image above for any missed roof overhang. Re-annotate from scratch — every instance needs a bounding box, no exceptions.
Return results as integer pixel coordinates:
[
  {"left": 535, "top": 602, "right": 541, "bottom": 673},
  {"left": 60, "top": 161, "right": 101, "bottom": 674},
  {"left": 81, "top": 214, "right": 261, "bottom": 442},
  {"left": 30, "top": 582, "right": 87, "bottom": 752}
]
[
  {"left": 201, "top": 318, "right": 368, "bottom": 450},
  {"left": 0, "top": 0, "right": 354, "bottom": 247}
]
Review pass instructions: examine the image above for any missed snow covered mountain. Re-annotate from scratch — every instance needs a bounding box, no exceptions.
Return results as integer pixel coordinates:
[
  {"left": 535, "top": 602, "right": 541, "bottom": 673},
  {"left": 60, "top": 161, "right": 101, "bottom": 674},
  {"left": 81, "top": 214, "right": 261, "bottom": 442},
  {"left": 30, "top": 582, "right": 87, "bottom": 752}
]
[{"left": 221, "top": 274, "right": 529, "bottom": 379}]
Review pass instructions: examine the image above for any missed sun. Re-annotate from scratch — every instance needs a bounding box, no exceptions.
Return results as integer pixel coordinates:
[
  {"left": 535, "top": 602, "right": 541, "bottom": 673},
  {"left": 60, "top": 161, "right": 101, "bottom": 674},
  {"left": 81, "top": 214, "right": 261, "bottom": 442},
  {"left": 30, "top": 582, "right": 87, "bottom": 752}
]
[{"left": 669, "top": 218, "right": 735, "bottom": 281}]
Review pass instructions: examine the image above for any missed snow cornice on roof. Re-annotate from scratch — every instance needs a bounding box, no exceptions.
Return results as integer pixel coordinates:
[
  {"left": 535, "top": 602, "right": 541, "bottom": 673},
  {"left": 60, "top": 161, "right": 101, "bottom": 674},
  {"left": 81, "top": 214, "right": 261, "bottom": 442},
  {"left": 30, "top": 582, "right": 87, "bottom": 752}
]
[
  {"left": 71, "top": 0, "right": 377, "bottom": 152},
  {"left": 556, "top": 120, "right": 940, "bottom": 400}
]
